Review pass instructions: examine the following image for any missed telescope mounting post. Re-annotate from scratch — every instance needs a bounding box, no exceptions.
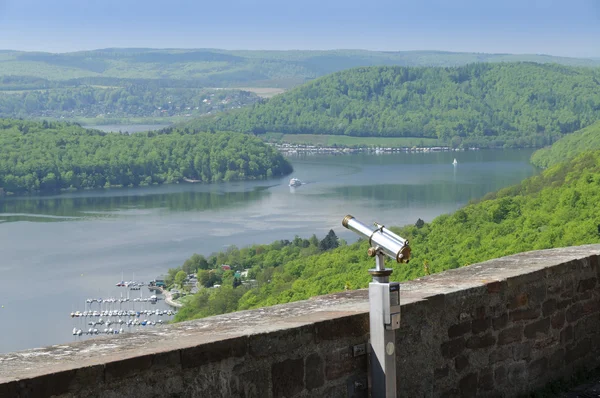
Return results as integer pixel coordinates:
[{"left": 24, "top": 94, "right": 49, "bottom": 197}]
[
  {"left": 368, "top": 248, "right": 399, "bottom": 398},
  {"left": 342, "top": 215, "right": 408, "bottom": 397}
]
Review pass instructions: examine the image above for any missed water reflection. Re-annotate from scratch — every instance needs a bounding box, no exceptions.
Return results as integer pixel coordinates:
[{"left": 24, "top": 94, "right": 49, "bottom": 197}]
[{"left": 0, "top": 185, "right": 271, "bottom": 223}]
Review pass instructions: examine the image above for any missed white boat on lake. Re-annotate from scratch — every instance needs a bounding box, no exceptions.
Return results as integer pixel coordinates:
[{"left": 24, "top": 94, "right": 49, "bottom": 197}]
[
  {"left": 453, "top": 158, "right": 458, "bottom": 165},
  {"left": 289, "top": 178, "right": 302, "bottom": 187}
]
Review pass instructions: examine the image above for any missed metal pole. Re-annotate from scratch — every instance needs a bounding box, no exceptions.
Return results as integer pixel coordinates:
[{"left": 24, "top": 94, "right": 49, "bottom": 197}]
[{"left": 368, "top": 252, "right": 398, "bottom": 398}]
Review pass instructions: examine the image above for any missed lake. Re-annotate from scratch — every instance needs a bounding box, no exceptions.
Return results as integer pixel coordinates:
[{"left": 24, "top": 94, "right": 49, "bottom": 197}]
[{"left": 0, "top": 149, "right": 538, "bottom": 353}]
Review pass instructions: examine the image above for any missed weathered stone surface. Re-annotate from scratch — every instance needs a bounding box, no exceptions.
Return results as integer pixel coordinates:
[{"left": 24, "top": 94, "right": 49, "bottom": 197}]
[
  {"left": 492, "top": 314, "right": 508, "bottom": 330},
  {"left": 441, "top": 338, "right": 465, "bottom": 359},
  {"left": 325, "top": 347, "right": 366, "bottom": 381},
  {"left": 315, "top": 314, "right": 369, "bottom": 342},
  {"left": 455, "top": 355, "right": 469, "bottom": 373},
  {"left": 551, "top": 311, "right": 566, "bottom": 329},
  {"left": 513, "top": 342, "right": 532, "bottom": 361},
  {"left": 528, "top": 358, "right": 548, "bottom": 381},
  {"left": 566, "top": 303, "right": 585, "bottom": 323},
  {"left": 466, "top": 333, "right": 495, "bottom": 350},
  {"left": 510, "top": 308, "right": 540, "bottom": 322},
  {"left": 524, "top": 318, "right": 550, "bottom": 339},
  {"left": 448, "top": 321, "right": 471, "bottom": 338},
  {"left": 489, "top": 347, "right": 512, "bottom": 364},
  {"left": 305, "top": 353, "right": 324, "bottom": 391},
  {"left": 577, "top": 277, "right": 597, "bottom": 292},
  {"left": 565, "top": 339, "right": 592, "bottom": 364},
  {"left": 507, "top": 361, "right": 527, "bottom": 384},
  {"left": 494, "top": 365, "right": 507, "bottom": 387},
  {"left": 181, "top": 337, "right": 247, "bottom": 369},
  {"left": 497, "top": 325, "right": 523, "bottom": 345},
  {"left": 478, "top": 368, "right": 495, "bottom": 391},
  {"left": 459, "top": 373, "right": 478, "bottom": 398},
  {"left": 272, "top": 358, "right": 304, "bottom": 398},
  {"left": 471, "top": 318, "right": 491, "bottom": 334},
  {"left": 542, "top": 299, "right": 557, "bottom": 317},
  {"left": 435, "top": 365, "right": 449, "bottom": 380},
  {"left": 508, "top": 292, "right": 528, "bottom": 309}
]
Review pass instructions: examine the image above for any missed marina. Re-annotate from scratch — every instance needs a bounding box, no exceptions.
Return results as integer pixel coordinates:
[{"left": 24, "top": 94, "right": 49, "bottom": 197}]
[{"left": 69, "top": 279, "right": 178, "bottom": 340}]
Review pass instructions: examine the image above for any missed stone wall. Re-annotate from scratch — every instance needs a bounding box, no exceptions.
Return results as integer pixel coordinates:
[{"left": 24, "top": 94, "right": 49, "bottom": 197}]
[{"left": 1, "top": 245, "right": 599, "bottom": 398}]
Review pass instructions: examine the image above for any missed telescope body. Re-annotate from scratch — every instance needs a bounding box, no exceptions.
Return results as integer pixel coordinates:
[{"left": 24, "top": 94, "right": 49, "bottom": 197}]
[{"left": 342, "top": 215, "right": 410, "bottom": 263}]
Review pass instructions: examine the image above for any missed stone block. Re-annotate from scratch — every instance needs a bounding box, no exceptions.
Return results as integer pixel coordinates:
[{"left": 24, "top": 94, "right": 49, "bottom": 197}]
[
  {"left": 560, "top": 325, "right": 573, "bottom": 344},
  {"left": 272, "top": 358, "right": 305, "bottom": 398},
  {"left": 105, "top": 354, "right": 153, "bottom": 381},
  {"left": 497, "top": 325, "right": 523, "bottom": 346},
  {"left": 489, "top": 346, "right": 512, "bottom": 364},
  {"left": 441, "top": 338, "right": 465, "bottom": 359},
  {"left": 565, "top": 338, "right": 592, "bottom": 364},
  {"left": 566, "top": 303, "right": 585, "bottom": 323},
  {"left": 231, "top": 366, "right": 271, "bottom": 398},
  {"left": 0, "top": 381, "right": 18, "bottom": 398},
  {"left": 492, "top": 314, "right": 508, "bottom": 331},
  {"left": 524, "top": 317, "right": 550, "bottom": 339},
  {"left": 478, "top": 367, "right": 495, "bottom": 391},
  {"left": 305, "top": 353, "right": 324, "bottom": 390},
  {"left": 549, "top": 348, "right": 565, "bottom": 369},
  {"left": 577, "top": 277, "right": 597, "bottom": 292},
  {"left": 494, "top": 365, "right": 507, "bottom": 387},
  {"left": 510, "top": 308, "right": 540, "bottom": 322},
  {"left": 448, "top": 321, "right": 471, "bottom": 338},
  {"left": 542, "top": 299, "right": 557, "bottom": 317},
  {"left": 434, "top": 365, "right": 449, "bottom": 380},
  {"left": 507, "top": 361, "right": 527, "bottom": 384},
  {"left": 512, "top": 342, "right": 532, "bottom": 361},
  {"left": 551, "top": 311, "right": 565, "bottom": 329},
  {"left": 315, "top": 314, "right": 369, "bottom": 342},
  {"left": 528, "top": 358, "right": 548, "bottom": 381},
  {"left": 508, "top": 292, "right": 528, "bottom": 310},
  {"left": 181, "top": 337, "right": 247, "bottom": 369},
  {"left": 325, "top": 346, "right": 367, "bottom": 381},
  {"left": 471, "top": 318, "right": 491, "bottom": 334},
  {"left": 557, "top": 298, "right": 572, "bottom": 310},
  {"left": 459, "top": 372, "right": 478, "bottom": 398},
  {"left": 583, "top": 299, "right": 600, "bottom": 315},
  {"left": 466, "top": 333, "right": 495, "bottom": 350},
  {"left": 455, "top": 354, "right": 469, "bottom": 373},
  {"left": 486, "top": 281, "right": 505, "bottom": 294},
  {"left": 249, "top": 326, "right": 314, "bottom": 358}
]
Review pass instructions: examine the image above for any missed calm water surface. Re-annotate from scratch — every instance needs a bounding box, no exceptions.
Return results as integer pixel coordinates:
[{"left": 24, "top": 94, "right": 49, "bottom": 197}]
[{"left": 0, "top": 149, "right": 538, "bottom": 353}]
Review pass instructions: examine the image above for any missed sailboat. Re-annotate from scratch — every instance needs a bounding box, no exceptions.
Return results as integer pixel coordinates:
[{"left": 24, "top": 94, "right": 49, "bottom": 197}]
[{"left": 452, "top": 158, "right": 458, "bottom": 165}]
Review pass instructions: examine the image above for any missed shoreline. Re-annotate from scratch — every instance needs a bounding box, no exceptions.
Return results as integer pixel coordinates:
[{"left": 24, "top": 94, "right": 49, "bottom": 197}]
[{"left": 149, "top": 286, "right": 183, "bottom": 308}]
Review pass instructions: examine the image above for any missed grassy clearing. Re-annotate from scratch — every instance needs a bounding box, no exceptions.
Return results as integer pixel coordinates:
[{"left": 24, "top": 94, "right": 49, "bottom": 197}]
[
  {"left": 233, "top": 87, "right": 286, "bottom": 98},
  {"left": 263, "top": 133, "right": 442, "bottom": 147}
]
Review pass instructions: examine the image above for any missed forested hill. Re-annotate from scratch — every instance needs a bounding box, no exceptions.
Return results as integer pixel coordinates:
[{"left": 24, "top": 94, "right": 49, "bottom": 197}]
[
  {"left": 530, "top": 121, "right": 600, "bottom": 168},
  {"left": 1, "top": 49, "right": 599, "bottom": 89},
  {"left": 174, "top": 148, "right": 600, "bottom": 322},
  {"left": 185, "top": 63, "right": 600, "bottom": 148},
  {"left": 0, "top": 120, "right": 292, "bottom": 194}
]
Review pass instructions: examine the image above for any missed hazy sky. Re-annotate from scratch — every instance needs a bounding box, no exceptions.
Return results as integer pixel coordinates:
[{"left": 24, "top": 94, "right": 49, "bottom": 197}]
[{"left": 0, "top": 0, "right": 599, "bottom": 57}]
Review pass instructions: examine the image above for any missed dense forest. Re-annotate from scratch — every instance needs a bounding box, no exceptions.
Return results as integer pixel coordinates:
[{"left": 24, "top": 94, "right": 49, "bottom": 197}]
[
  {"left": 0, "top": 119, "right": 292, "bottom": 194},
  {"left": 185, "top": 63, "right": 600, "bottom": 148},
  {"left": 530, "top": 121, "right": 600, "bottom": 168},
  {"left": 1, "top": 49, "right": 599, "bottom": 89},
  {"left": 173, "top": 148, "right": 600, "bottom": 322},
  {"left": 0, "top": 86, "right": 259, "bottom": 120}
]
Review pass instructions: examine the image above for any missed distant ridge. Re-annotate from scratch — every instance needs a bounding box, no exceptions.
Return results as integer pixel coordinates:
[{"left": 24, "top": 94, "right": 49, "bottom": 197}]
[{"left": 0, "top": 48, "right": 598, "bottom": 89}]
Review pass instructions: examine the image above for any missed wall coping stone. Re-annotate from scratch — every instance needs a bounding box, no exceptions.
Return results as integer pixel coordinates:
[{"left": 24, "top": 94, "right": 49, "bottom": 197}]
[{"left": 1, "top": 243, "right": 599, "bottom": 385}]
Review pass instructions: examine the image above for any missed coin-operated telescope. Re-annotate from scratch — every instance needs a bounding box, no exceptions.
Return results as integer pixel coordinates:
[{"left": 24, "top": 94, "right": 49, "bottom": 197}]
[{"left": 342, "top": 215, "right": 411, "bottom": 398}]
